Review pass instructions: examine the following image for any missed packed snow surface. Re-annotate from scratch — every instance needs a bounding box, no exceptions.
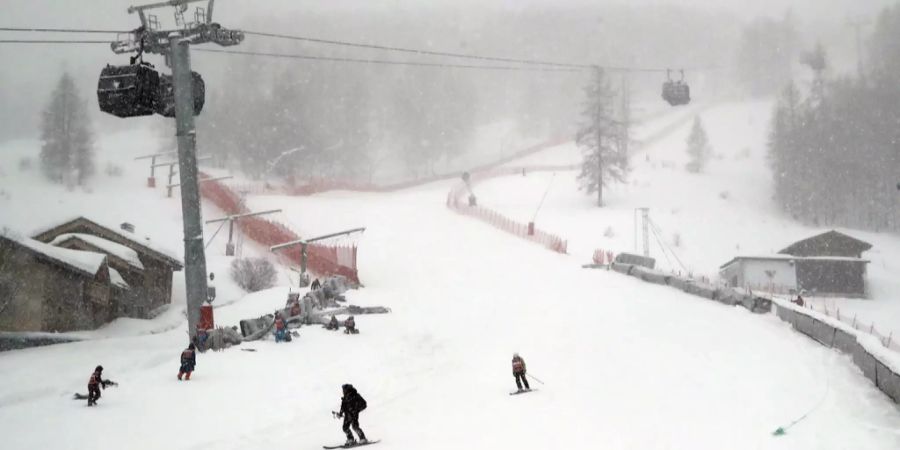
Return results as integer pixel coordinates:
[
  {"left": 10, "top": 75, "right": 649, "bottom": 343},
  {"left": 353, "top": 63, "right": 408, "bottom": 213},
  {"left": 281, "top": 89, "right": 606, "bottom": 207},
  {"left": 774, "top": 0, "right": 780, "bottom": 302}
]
[
  {"left": 479, "top": 100, "right": 900, "bottom": 340},
  {"left": 1, "top": 104, "right": 900, "bottom": 449}
]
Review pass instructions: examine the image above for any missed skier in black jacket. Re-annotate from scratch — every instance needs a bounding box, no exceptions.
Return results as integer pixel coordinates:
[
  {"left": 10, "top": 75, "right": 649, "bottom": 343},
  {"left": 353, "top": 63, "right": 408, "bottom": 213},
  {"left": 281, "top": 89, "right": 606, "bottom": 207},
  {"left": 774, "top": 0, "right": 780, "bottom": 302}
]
[{"left": 337, "top": 384, "right": 367, "bottom": 445}]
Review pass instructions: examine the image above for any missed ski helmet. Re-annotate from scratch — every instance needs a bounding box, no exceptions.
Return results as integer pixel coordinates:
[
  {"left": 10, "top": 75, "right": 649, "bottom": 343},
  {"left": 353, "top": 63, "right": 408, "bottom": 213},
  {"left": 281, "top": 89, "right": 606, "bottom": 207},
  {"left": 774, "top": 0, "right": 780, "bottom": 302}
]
[{"left": 95, "top": 365, "right": 103, "bottom": 372}]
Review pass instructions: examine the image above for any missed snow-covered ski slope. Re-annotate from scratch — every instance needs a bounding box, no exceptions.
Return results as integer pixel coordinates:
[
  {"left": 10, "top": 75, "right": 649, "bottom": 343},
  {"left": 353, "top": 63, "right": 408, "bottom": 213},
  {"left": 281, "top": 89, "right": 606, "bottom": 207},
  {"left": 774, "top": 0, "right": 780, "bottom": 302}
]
[
  {"left": 478, "top": 100, "right": 900, "bottom": 339},
  {"left": 2, "top": 104, "right": 900, "bottom": 449}
]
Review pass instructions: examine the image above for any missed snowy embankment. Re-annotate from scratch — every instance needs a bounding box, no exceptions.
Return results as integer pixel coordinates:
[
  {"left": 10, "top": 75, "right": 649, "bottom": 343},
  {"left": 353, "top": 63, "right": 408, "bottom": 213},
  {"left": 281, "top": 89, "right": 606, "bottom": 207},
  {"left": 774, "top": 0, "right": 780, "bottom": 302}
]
[
  {"left": 1, "top": 109, "right": 900, "bottom": 449},
  {"left": 476, "top": 99, "right": 900, "bottom": 340}
]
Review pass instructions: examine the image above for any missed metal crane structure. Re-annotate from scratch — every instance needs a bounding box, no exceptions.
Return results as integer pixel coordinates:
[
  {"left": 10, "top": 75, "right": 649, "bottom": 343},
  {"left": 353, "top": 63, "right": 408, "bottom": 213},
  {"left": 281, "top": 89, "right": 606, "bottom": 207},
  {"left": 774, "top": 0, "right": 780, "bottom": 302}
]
[
  {"left": 205, "top": 209, "right": 283, "bottom": 256},
  {"left": 270, "top": 228, "right": 367, "bottom": 287},
  {"left": 100, "top": 0, "right": 243, "bottom": 339}
]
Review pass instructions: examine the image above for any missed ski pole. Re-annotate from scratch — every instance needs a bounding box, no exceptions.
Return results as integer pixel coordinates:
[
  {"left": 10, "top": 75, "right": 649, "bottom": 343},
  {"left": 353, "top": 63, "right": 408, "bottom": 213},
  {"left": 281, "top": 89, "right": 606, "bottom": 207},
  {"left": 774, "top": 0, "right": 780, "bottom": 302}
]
[{"left": 526, "top": 373, "right": 545, "bottom": 385}]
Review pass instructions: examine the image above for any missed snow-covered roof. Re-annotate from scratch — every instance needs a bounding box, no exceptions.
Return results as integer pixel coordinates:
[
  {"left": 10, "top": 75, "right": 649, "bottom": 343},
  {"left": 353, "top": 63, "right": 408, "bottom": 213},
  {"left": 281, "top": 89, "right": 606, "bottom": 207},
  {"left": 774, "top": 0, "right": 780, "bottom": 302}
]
[
  {"left": 720, "top": 254, "right": 869, "bottom": 269},
  {"left": 4, "top": 236, "right": 106, "bottom": 277},
  {"left": 800, "top": 256, "right": 870, "bottom": 263},
  {"left": 720, "top": 254, "right": 795, "bottom": 268},
  {"left": 50, "top": 233, "right": 145, "bottom": 270},
  {"left": 32, "top": 216, "right": 182, "bottom": 268},
  {"left": 108, "top": 267, "right": 130, "bottom": 289}
]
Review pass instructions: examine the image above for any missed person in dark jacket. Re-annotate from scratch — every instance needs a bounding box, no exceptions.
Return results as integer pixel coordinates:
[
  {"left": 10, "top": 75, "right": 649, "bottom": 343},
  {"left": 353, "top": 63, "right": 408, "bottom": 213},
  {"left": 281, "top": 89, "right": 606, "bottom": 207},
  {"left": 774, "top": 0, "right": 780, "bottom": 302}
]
[
  {"left": 344, "top": 316, "right": 358, "bottom": 334},
  {"left": 178, "top": 343, "right": 197, "bottom": 380},
  {"left": 511, "top": 353, "right": 530, "bottom": 392},
  {"left": 325, "top": 314, "right": 339, "bottom": 331},
  {"left": 337, "top": 384, "right": 367, "bottom": 445},
  {"left": 87, "top": 365, "right": 110, "bottom": 406},
  {"left": 311, "top": 278, "right": 322, "bottom": 290}
]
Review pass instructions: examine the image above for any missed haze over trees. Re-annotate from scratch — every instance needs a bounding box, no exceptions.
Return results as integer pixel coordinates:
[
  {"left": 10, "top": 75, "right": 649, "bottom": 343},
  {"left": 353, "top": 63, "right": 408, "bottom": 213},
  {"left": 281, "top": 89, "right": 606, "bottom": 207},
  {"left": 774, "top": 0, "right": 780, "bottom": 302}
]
[
  {"left": 768, "top": 3, "right": 900, "bottom": 232},
  {"left": 735, "top": 13, "right": 798, "bottom": 97},
  {"left": 685, "top": 116, "right": 712, "bottom": 173},
  {"left": 39, "top": 72, "right": 94, "bottom": 188},
  {"left": 576, "top": 68, "right": 629, "bottom": 207}
]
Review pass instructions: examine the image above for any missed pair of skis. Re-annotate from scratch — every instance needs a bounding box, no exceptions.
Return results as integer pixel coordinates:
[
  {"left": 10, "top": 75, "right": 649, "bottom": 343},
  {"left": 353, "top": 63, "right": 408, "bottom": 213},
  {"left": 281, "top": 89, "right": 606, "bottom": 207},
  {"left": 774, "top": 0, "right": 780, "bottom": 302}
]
[
  {"left": 509, "top": 388, "right": 538, "bottom": 396},
  {"left": 323, "top": 440, "right": 380, "bottom": 449}
]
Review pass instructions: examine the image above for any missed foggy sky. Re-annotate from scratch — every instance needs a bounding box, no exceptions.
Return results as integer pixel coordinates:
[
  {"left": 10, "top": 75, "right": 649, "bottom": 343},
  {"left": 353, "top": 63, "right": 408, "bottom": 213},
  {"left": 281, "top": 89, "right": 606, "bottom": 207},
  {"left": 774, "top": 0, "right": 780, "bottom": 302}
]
[{"left": 0, "top": 0, "right": 894, "bottom": 140}]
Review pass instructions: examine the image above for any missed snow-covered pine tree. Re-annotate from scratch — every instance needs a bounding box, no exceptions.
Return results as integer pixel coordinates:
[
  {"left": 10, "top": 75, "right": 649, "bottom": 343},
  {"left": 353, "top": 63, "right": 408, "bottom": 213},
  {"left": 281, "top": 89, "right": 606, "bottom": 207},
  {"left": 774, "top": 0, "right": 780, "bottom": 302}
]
[
  {"left": 39, "top": 72, "right": 94, "bottom": 187},
  {"left": 685, "top": 116, "right": 712, "bottom": 173},
  {"left": 576, "top": 67, "right": 627, "bottom": 207}
]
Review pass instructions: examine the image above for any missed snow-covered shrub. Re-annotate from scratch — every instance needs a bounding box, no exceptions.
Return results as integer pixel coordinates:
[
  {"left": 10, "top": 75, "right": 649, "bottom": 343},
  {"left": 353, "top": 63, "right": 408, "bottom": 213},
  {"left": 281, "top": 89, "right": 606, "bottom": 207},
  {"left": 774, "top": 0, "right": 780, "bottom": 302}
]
[
  {"left": 230, "top": 257, "right": 277, "bottom": 292},
  {"left": 104, "top": 163, "right": 124, "bottom": 177}
]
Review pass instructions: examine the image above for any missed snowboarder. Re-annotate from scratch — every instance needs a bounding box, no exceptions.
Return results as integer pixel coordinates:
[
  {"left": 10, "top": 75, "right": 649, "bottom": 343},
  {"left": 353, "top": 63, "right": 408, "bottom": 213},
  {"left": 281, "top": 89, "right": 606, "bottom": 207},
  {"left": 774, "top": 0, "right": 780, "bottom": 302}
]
[
  {"left": 178, "top": 343, "right": 197, "bottom": 380},
  {"left": 87, "top": 365, "right": 112, "bottom": 406},
  {"left": 511, "top": 353, "right": 530, "bottom": 392},
  {"left": 325, "top": 315, "right": 340, "bottom": 331},
  {"left": 344, "top": 316, "right": 358, "bottom": 334},
  {"left": 311, "top": 278, "right": 322, "bottom": 290},
  {"left": 336, "top": 384, "right": 367, "bottom": 446},
  {"left": 274, "top": 312, "right": 288, "bottom": 342}
]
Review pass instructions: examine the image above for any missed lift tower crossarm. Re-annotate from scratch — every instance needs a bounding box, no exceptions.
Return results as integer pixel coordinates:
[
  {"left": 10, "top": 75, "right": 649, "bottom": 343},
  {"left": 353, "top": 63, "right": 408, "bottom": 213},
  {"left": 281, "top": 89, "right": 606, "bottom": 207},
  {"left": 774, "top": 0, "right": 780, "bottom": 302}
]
[
  {"left": 135, "top": 150, "right": 177, "bottom": 160},
  {"left": 151, "top": 155, "right": 211, "bottom": 168},
  {"left": 270, "top": 228, "right": 367, "bottom": 250},
  {"left": 269, "top": 228, "right": 366, "bottom": 278},
  {"left": 205, "top": 209, "right": 283, "bottom": 224}
]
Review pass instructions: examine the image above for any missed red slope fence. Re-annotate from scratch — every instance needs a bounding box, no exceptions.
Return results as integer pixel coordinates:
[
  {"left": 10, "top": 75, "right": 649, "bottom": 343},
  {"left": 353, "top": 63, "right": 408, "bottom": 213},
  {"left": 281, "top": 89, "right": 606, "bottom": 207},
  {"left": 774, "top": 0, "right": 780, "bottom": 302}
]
[
  {"left": 195, "top": 138, "right": 572, "bottom": 282},
  {"left": 446, "top": 166, "right": 570, "bottom": 254},
  {"left": 198, "top": 172, "right": 360, "bottom": 284},
  {"left": 228, "top": 138, "right": 572, "bottom": 197}
]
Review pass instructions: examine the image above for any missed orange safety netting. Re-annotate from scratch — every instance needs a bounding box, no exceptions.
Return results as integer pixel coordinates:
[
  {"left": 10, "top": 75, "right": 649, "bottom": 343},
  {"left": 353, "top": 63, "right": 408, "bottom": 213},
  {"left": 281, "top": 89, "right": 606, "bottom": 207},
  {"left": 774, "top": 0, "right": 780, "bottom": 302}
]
[
  {"left": 445, "top": 165, "right": 571, "bottom": 254},
  {"left": 198, "top": 173, "right": 360, "bottom": 284}
]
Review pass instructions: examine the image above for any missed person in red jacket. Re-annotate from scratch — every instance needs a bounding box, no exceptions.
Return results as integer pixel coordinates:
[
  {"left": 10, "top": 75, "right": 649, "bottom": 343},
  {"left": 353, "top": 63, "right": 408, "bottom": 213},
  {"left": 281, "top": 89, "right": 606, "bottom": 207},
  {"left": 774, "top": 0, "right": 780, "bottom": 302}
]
[
  {"left": 87, "top": 365, "right": 110, "bottom": 406},
  {"left": 274, "top": 312, "right": 288, "bottom": 342},
  {"left": 178, "top": 343, "right": 197, "bottom": 380},
  {"left": 512, "top": 353, "right": 530, "bottom": 392}
]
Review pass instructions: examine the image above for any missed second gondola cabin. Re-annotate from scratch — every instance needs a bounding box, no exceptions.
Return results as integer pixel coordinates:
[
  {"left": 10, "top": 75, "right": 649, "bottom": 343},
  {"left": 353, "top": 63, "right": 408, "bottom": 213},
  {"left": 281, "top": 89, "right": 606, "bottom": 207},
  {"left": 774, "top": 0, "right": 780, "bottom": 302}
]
[{"left": 156, "top": 72, "right": 206, "bottom": 118}]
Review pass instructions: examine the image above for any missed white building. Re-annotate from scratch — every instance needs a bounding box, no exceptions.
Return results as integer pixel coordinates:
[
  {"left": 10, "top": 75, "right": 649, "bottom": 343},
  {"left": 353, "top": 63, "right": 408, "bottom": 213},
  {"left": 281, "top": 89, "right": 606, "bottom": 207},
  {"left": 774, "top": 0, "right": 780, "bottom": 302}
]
[{"left": 719, "top": 255, "right": 797, "bottom": 294}]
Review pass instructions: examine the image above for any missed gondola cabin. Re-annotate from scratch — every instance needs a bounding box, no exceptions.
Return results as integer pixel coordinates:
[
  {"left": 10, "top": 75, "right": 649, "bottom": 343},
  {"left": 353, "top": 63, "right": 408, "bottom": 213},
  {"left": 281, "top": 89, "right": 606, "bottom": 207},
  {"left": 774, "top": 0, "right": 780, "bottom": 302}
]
[
  {"left": 97, "top": 64, "right": 160, "bottom": 118},
  {"left": 156, "top": 72, "right": 206, "bottom": 118},
  {"left": 661, "top": 70, "right": 691, "bottom": 106}
]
